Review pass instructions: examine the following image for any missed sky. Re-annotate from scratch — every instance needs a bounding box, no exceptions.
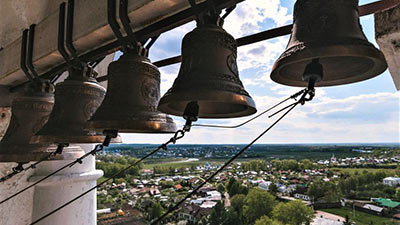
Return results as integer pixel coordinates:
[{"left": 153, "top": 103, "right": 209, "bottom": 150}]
[{"left": 117, "top": 0, "right": 399, "bottom": 144}]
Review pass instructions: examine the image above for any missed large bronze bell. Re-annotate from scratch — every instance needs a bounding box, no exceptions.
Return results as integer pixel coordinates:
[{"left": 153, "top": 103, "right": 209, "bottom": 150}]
[
  {"left": 31, "top": 73, "right": 107, "bottom": 144},
  {"left": 158, "top": 21, "right": 256, "bottom": 118},
  {"left": 87, "top": 53, "right": 177, "bottom": 133},
  {"left": 271, "top": 0, "right": 388, "bottom": 87},
  {"left": 0, "top": 82, "right": 83, "bottom": 162}
]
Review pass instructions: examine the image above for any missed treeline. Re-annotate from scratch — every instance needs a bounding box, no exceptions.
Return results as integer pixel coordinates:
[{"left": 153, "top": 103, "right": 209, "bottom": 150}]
[
  {"left": 307, "top": 170, "right": 400, "bottom": 202},
  {"left": 270, "top": 159, "right": 318, "bottom": 171},
  {"left": 204, "top": 177, "right": 314, "bottom": 225},
  {"left": 96, "top": 155, "right": 142, "bottom": 178},
  {"left": 236, "top": 159, "right": 319, "bottom": 172}
]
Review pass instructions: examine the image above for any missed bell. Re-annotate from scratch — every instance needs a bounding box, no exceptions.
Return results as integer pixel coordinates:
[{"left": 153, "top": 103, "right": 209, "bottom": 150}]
[
  {"left": 270, "top": 0, "right": 388, "bottom": 87},
  {"left": 158, "top": 22, "right": 256, "bottom": 118},
  {"left": 31, "top": 71, "right": 107, "bottom": 144},
  {"left": 87, "top": 53, "right": 177, "bottom": 133},
  {"left": 0, "top": 82, "right": 84, "bottom": 162}
]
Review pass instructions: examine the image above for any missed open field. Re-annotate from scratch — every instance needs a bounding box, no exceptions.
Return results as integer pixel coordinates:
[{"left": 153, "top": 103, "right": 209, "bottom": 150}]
[
  {"left": 321, "top": 208, "right": 396, "bottom": 225},
  {"left": 142, "top": 158, "right": 225, "bottom": 169},
  {"left": 330, "top": 168, "right": 399, "bottom": 175}
]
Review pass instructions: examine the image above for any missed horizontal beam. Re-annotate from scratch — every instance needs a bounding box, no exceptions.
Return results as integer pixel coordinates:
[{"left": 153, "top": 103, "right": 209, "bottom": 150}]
[
  {"left": 96, "top": 0, "right": 400, "bottom": 83},
  {"left": 1, "top": 0, "right": 243, "bottom": 89},
  {"left": 6, "top": 0, "right": 399, "bottom": 90}
]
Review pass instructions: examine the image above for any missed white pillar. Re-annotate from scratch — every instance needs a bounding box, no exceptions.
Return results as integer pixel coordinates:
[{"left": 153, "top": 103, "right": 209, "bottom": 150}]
[
  {"left": 0, "top": 162, "right": 35, "bottom": 225},
  {"left": 0, "top": 144, "right": 103, "bottom": 225},
  {"left": 375, "top": 4, "right": 400, "bottom": 91},
  {"left": 30, "top": 144, "right": 103, "bottom": 225}
]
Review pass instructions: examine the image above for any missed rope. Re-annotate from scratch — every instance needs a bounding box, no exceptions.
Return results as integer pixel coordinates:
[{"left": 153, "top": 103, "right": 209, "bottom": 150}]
[
  {"left": 192, "top": 89, "right": 305, "bottom": 129},
  {"left": 28, "top": 128, "right": 189, "bottom": 225},
  {"left": 0, "top": 144, "right": 66, "bottom": 183},
  {"left": 0, "top": 142, "right": 106, "bottom": 205},
  {"left": 151, "top": 88, "right": 314, "bottom": 224}
]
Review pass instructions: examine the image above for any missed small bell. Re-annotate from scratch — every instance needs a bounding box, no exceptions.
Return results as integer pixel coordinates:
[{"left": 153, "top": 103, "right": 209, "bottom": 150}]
[
  {"left": 87, "top": 0, "right": 176, "bottom": 134},
  {"left": 0, "top": 82, "right": 83, "bottom": 162},
  {"left": 31, "top": 1, "right": 109, "bottom": 145},
  {"left": 158, "top": 14, "right": 256, "bottom": 118},
  {"left": 87, "top": 53, "right": 177, "bottom": 133},
  {"left": 270, "top": 0, "right": 387, "bottom": 87},
  {"left": 30, "top": 72, "right": 107, "bottom": 144}
]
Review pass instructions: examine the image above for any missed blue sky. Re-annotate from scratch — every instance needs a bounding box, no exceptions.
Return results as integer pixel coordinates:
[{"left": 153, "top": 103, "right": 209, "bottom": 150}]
[{"left": 118, "top": 0, "right": 399, "bottom": 144}]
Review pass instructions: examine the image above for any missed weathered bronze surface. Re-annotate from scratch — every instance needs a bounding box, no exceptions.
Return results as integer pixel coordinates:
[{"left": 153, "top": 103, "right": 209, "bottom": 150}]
[
  {"left": 270, "top": 0, "right": 388, "bottom": 87},
  {"left": 0, "top": 107, "right": 11, "bottom": 141},
  {"left": 31, "top": 75, "right": 106, "bottom": 144},
  {"left": 158, "top": 24, "right": 256, "bottom": 118},
  {"left": 0, "top": 91, "right": 54, "bottom": 162},
  {"left": 87, "top": 53, "right": 176, "bottom": 133}
]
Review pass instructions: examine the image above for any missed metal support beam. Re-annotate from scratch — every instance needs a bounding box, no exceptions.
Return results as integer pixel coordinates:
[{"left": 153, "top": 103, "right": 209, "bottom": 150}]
[
  {"left": 1, "top": 0, "right": 243, "bottom": 90},
  {"left": 4, "top": 0, "right": 399, "bottom": 90}
]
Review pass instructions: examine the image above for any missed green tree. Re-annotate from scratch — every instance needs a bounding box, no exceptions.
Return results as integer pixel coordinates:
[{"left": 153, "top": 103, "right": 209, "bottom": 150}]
[
  {"left": 224, "top": 209, "right": 242, "bottom": 225},
  {"left": 230, "top": 193, "right": 246, "bottom": 223},
  {"left": 149, "top": 202, "right": 163, "bottom": 220},
  {"left": 272, "top": 200, "right": 314, "bottom": 225},
  {"left": 217, "top": 183, "right": 226, "bottom": 193},
  {"left": 395, "top": 187, "right": 400, "bottom": 201},
  {"left": 209, "top": 201, "right": 227, "bottom": 225},
  {"left": 269, "top": 183, "right": 278, "bottom": 195},
  {"left": 307, "top": 180, "right": 327, "bottom": 200},
  {"left": 255, "top": 216, "right": 283, "bottom": 225},
  {"left": 243, "top": 189, "right": 276, "bottom": 224},
  {"left": 226, "top": 178, "right": 242, "bottom": 197}
]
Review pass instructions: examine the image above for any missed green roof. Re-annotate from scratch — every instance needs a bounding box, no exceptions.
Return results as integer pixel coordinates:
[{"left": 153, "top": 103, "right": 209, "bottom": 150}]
[{"left": 374, "top": 198, "right": 400, "bottom": 208}]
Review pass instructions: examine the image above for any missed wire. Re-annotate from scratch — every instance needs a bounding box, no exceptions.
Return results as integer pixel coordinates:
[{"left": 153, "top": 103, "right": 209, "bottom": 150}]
[
  {"left": 192, "top": 89, "right": 305, "bottom": 129},
  {"left": 0, "top": 143, "right": 105, "bottom": 205},
  {"left": 28, "top": 128, "right": 189, "bottom": 225},
  {"left": 151, "top": 89, "right": 314, "bottom": 224},
  {"left": 0, "top": 144, "right": 66, "bottom": 183}
]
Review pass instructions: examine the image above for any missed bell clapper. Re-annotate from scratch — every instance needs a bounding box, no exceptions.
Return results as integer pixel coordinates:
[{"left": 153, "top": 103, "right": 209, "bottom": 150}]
[
  {"left": 102, "top": 130, "right": 118, "bottom": 147},
  {"left": 300, "top": 58, "right": 322, "bottom": 103},
  {"left": 183, "top": 101, "right": 199, "bottom": 132}
]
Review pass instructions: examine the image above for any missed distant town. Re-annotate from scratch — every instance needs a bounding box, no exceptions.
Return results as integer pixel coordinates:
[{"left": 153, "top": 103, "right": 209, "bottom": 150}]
[{"left": 96, "top": 143, "right": 400, "bottom": 225}]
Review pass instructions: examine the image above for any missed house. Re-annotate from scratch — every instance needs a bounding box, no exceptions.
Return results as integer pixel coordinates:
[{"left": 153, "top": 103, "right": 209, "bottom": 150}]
[
  {"left": 178, "top": 204, "right": 212, "bottom": 223},
  {"left": 295, "top": 193, "right": 311, "bottom": 201},
  {"left": 372, "top": 198, "right": 400, "bottom": 209},
  {"left": 258, "top": 181, "right": 272, "bottom": 191},
  {"left": 383, "top": 177, "right": 400, "bottom": 186},
  {"left": 141, "top": 169, "right": 153, "bottom": 176},
  {"left": 354, "top": 202, "right": 384, "bottom": 215},
  {"left": 174, "top": 184, "right": 183, "bottom": 190}
]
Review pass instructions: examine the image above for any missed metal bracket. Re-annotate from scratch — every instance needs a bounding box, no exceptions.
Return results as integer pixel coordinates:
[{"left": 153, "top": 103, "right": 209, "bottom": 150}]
[
  {"left": 58, "top": 0, "right": 94, "bottom": 79},
  {"left": 108, "top": 0, "right": 140, "bottom": 54},
  {"left": 188, "top": 0, "right": 224, "bottom": 26},
  {"left": 20, "top": 26, "right": 54, "bottom": 94}
]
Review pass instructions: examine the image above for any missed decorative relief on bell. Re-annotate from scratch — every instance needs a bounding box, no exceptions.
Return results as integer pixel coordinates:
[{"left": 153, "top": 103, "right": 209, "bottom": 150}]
[
  {"left": 158, "top": 23, "right": 256, "bottom": 118},
  {"left": 141, "top": 79, "right": 160, "bottom": 107},
  {"left": 87, "top": 53, "right": 177, "bottom": 133}
]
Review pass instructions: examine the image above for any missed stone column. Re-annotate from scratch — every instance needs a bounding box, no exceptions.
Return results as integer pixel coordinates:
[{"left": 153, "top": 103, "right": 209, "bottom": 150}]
[
  {"left": 0, "top": 144, "right": 103, "bottom": 225},
  {"left": 375, "top": 4, "right": 400, "bottom": 91},
  {"left": 30, "top": 144, "right": 103, "bottom": 225}
]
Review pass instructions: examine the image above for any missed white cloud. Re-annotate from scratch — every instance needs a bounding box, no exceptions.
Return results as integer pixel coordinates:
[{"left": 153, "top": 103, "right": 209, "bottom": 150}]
[
  {"left": 121, "top": 91, "right": 399, "bottom": 144},
  {"left": 118, "top": 0, "right": 400, "bottom": 145}
]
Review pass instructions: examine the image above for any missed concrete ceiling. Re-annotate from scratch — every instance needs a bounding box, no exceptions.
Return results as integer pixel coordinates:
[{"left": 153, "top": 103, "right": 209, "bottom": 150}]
[{"left": 0, "top": 0, "right": 214, "bottom": 86}]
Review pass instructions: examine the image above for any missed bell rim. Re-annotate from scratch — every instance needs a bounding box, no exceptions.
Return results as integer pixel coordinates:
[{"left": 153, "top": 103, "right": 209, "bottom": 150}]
[
  {"left": 158, "top": 91, "right": 257, "bottom": 119},
  {"left": 86, "top": 120, "right": 177, "bottom": 134},
  {"left": 0, "top": 145, "right": 84, "bottom": 162},
  {"left": 271, "top": 43, "right": 388, "bottom": 87},
  {"left": 30, "top": 134, "right": 106, "bottom": 144}
]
